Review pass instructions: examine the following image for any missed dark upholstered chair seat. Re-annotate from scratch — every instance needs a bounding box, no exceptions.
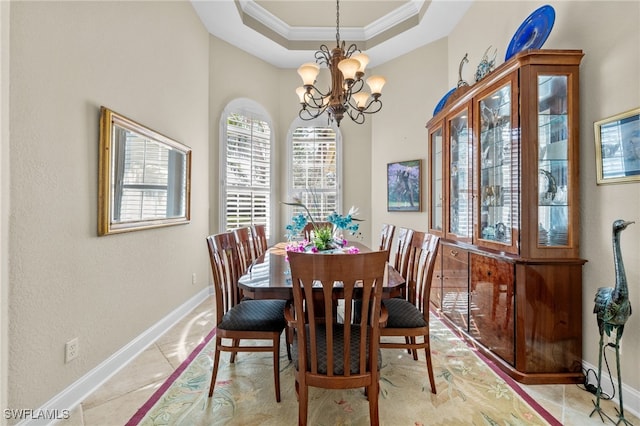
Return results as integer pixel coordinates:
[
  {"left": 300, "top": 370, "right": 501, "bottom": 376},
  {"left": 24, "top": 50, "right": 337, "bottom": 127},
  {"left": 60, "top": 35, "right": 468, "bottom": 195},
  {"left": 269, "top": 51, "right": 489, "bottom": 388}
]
[
  {"left": 382, "top": 298, "right": 427, "bottom": 328},
  {"left": 218, "top": 299, "right": 287, "bottom": 332},
  {"left": 292, "top": 324, "right": 382, "bottom": 375}
]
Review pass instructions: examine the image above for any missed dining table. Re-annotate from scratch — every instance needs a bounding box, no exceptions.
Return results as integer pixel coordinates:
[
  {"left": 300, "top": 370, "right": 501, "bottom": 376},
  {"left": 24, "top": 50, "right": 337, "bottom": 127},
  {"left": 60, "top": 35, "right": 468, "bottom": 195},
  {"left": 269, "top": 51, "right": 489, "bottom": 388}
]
[{"left": 238, "top": 241, "right": 405, "bottom": 300}]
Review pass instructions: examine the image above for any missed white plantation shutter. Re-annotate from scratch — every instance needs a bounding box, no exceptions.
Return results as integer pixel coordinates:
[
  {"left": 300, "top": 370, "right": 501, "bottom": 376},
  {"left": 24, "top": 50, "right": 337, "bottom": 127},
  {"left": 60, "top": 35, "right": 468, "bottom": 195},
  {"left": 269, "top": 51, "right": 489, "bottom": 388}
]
[
  {"left": 289, "top": 126, "right": 339, "bottom": 221},
  {"left": 115, "top": 131, "right": 186, "bottom": 222},
  {"left": 222, "top": 107, "right": 271, "bottom": 237}
]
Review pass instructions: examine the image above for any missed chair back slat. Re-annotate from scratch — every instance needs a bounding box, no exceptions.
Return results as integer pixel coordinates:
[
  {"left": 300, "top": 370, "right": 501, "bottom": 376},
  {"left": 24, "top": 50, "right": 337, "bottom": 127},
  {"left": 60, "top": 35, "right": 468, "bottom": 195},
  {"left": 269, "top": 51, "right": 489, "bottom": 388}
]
[
  {"left": 379, "top": 223, "right": 396, "bottom": 253},
  {"left": 288, "top": 250, "right": 388, "bottom": 382},
  {"left": 251, "top": 224, "right": 268, "bottom": 256},
  {"left": 415, "top": 234, "right": 440, "bottom": 312},
  {"left": 233, "top": 227, "right": 255, "bottom": 273},
  {"left": 404, "top": 231, "right": 440, "bottom": 308},
  {"left": 393, "top": 227, "right": 414, "bottom": 280},
  {"left": 206, "top": 232, "right": 243, "bottom": 322}
]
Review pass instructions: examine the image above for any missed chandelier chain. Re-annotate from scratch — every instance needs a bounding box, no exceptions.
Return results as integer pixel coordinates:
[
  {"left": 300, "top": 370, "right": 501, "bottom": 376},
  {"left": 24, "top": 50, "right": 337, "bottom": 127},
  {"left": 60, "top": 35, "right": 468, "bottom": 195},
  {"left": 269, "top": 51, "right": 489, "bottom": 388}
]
[{"left": 335, "top": 0, "right": 340, "bottom": 45}]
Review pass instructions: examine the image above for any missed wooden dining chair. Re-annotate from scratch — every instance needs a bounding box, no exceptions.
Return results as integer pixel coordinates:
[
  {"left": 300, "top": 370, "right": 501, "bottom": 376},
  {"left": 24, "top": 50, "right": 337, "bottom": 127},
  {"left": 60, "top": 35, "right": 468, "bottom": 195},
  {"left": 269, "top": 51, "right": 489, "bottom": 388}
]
[
  {"left": 391, "top": 227, "right": 415, "bottom": 296},
  {"left": 233, "top": 227, "right": 255, "bottom": 273},
  {"left": 206, "top": 232, "right": 290, "bottom": 402},
  {"left": 378, "top": 223, "right": 396, "bottom": 257},
  {"left": 251, "top": 224, "right": 268, "bottom": 257},
  {"left": 379, "top": 232, "right": 440, "bottom": 394},
  {"left": 302, "top": 221, "right": 332, "bottom": 241},
  {"left": 286, "top": 250, "right": 389, "bottom": 426}
]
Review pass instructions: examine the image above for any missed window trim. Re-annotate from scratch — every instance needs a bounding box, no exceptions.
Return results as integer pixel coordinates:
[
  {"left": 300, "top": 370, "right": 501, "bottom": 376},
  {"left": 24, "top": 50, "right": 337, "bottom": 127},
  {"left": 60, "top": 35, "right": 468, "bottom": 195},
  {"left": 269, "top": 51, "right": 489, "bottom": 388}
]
[{"left": 219, "top": 98, "right": 274, "bottom": 241}]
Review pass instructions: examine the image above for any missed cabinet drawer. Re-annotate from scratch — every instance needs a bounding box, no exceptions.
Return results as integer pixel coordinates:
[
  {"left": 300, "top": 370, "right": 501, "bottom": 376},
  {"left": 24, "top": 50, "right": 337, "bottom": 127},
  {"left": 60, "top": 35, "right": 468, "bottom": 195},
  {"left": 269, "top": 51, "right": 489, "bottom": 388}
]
[
  {"left": 440, "top": 245, "right": 469, "bottom": 331},
  {"left": 470, "top": 254, "right": 515, "bottom": 364}
]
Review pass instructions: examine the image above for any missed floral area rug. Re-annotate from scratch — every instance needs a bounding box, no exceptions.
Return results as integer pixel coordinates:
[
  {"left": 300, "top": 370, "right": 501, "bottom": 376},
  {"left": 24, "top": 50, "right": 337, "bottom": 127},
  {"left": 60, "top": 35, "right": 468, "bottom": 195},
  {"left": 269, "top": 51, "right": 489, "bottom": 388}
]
[{"left": 127, "top": 313, "right": 560, "bottom": 426}]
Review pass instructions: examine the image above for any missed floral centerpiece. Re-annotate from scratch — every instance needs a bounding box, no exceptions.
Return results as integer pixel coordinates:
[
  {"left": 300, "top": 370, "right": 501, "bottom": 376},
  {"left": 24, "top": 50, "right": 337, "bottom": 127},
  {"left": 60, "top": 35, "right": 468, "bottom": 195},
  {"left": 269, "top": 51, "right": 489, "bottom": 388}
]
[{"left": 283, "top": 195, "right": 363, "bottom": 254}]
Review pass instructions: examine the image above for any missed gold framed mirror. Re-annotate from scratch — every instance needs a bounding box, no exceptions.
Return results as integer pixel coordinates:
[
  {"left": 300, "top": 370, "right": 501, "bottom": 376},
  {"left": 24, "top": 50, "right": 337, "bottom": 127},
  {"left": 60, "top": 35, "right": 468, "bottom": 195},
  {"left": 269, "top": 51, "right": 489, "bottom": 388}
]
[{"left": 98, "top": 107, "right": 191, "bottom": 235}]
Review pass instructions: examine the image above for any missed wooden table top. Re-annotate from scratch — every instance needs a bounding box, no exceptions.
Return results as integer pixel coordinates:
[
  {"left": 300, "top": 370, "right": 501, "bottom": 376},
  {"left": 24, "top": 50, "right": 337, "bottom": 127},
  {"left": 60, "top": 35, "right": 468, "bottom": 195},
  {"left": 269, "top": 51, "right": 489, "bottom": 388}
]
[{"left": 238, "top": 241, "right": 405, "bottom": 300}]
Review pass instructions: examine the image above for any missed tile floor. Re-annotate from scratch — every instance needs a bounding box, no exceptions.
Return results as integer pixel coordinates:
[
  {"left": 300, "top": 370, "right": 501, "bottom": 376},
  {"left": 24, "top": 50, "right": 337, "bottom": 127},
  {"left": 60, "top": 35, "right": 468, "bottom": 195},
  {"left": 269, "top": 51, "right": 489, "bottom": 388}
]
[{"left": 70, "top": 296, "right": 638, "bottom": 425}]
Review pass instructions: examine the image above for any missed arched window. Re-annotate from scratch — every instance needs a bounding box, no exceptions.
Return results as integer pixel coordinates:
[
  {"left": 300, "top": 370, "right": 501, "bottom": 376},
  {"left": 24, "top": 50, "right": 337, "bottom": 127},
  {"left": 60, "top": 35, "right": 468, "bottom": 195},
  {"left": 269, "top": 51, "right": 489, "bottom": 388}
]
[
  {"left": 220, "top": 99, "right": 272, "bottom": 240},
  {"left": 286, "top": 117, "right": 342, "bottom": 221}
]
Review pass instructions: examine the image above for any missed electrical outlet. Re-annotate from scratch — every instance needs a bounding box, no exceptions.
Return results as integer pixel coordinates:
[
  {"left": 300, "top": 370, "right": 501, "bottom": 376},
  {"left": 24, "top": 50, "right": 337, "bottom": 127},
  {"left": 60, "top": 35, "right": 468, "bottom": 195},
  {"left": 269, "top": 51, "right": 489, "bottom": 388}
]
[
  {"left": 192, "top": 273, "right": 197, "bottom": 285},
  {"left": 65, "top": 338, "right": 79, "bottom": 363}
]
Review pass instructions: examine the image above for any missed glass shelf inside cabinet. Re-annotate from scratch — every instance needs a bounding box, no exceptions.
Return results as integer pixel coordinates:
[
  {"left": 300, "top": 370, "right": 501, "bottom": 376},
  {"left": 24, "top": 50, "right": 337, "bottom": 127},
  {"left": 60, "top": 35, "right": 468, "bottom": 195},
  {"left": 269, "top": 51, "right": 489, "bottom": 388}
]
[
  {"left": 479, "top": 84, "right": 512, "bottom": 244},
  {"left": 431, "top": 127, "right": 444, "bottom": 231},
  {"left": 538, "top": 75, "right": 569, "bottom": 247},
  {"left": 449, "top": 111, "right": 471, "bottom": 239}
]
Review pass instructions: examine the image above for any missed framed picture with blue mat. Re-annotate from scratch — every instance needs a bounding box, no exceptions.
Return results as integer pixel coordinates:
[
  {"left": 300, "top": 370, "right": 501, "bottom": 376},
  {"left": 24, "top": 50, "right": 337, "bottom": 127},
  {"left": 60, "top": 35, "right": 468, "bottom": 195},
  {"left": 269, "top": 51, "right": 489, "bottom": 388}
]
[{"left": 387, "top": 159, "right": 421, "bottom": 212}]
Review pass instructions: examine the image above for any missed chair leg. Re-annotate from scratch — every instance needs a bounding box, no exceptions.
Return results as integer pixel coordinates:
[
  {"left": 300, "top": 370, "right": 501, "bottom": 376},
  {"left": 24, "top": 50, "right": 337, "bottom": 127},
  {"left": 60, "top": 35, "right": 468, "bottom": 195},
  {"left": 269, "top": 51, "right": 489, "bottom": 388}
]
[
  {"left": 412, "top": 339, "right": 419, "bottom": 361},
  {"left": 424, "top": 339, "right": 436, "bottom": 394},
  {"left": 368, "top": 381, "right": 380, "bottom": 426},
  {"left": 286, "top": 328, "right": 292, "bottom": 361},
  {"left": 230, "top": 338, "right": 239, "bottom": 363},
  {"left": 273, "top": 333, "right": 282, "bottom": 403},
  {"left": 298, "top": 381, "right": 308, "bottom": 426},
  {"left": 208, "top": 337, "right": 222, "bottom": 397}
]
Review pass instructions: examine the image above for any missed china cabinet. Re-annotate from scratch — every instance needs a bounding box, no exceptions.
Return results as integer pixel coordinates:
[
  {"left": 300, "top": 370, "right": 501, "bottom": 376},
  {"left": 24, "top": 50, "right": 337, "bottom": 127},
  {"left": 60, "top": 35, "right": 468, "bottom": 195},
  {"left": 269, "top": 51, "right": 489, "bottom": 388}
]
[{"left": 427, "top": 50, "right": 585, "bottom": 384}]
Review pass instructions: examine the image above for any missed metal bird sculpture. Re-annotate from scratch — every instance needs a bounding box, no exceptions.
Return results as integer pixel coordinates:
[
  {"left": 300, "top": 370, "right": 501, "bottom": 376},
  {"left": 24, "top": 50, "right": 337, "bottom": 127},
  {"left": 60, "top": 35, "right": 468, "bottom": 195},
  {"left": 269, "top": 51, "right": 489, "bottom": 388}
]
[{"left": 590, "top": 219, "right": 635, "bottom": 425}]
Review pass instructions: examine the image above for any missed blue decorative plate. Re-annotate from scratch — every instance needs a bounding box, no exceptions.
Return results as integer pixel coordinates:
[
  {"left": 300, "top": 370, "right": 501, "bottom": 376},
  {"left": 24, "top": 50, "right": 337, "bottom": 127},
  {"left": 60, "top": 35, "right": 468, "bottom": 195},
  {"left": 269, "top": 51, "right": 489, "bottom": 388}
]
[
  {"left": 433, "top": 88, "right": 456, "bottom": 116},
  {"left": 505, "top": 5, "right": 555, "bottom": 61}
]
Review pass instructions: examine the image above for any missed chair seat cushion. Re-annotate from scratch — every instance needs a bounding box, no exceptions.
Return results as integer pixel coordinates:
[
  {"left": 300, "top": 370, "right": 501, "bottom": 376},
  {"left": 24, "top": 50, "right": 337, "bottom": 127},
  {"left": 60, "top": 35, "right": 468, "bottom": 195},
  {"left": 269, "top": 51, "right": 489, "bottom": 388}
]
[
  {"left": 292, "top": 324, "right": 382, "bottom": 374},
  {"left": 382, "top": 298, "right": 427, "bottom": 328},
  {"left": 219, "top": 299, "right": 287, "bottom": 332}
]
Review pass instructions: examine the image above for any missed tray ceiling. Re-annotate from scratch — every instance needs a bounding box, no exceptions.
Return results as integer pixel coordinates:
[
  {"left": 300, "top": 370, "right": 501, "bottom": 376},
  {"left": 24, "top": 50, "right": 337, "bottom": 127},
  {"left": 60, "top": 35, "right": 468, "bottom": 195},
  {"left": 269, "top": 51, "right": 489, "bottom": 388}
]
[{"left": 191, "top": 0, "right": 473, "bottom": 68}]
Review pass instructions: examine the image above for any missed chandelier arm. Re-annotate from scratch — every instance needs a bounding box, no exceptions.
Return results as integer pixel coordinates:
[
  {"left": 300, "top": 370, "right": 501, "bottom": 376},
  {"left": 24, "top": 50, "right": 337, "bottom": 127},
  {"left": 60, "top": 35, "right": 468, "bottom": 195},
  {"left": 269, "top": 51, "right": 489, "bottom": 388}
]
[
  {"left": 344, "top": 44, "right": 358, "bottom": 58},
  {"left": 303, "top": 85, "right": 330, "bottom": 102},
  {"left": 346, "top": 108, "right": 366, "bottom": 124},
  {"left": 345, "top": 96, "right": 383, "bottom": 116},
  {"left": 360, "top": 99, "right": 383, "bottom": 115},
  {"left": 316, "top": 46, "right": 332, "bottom": 67},
  {"left": 347, "top": 79, "right": 364, "bottom": 94},
  {"left": 299, "top": 107, "right": 325, "bottom": 121}
]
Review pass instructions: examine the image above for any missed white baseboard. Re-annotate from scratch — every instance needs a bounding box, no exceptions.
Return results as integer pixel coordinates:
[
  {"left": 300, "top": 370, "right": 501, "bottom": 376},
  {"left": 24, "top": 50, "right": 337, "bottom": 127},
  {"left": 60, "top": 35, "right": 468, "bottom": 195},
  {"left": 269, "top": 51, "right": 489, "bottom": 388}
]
[
  {"left": 17, "top": 287, "right": 212, "bottom": 426},
  {"left": 582, "top": 359, "right": 640, "bottom": 420}
]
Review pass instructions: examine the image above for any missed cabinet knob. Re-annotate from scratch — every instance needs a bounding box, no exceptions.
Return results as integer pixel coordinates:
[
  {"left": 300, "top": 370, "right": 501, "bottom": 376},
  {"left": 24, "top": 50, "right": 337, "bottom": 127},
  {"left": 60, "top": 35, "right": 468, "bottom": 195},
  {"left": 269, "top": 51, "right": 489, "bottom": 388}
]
[{"left": 450, "top": 249, "right": 459, "bottom": 257}]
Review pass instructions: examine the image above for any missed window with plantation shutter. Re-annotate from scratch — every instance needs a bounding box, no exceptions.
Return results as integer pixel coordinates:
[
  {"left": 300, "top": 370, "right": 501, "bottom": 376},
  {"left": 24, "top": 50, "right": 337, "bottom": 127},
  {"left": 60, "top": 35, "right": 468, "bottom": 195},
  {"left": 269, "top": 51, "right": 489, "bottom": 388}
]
[
  {"left": 287, "top": 122, "right": 341, "bottom": 222},
  {"left": 221, "top": 100, "right": 272, "bottom": 240}
]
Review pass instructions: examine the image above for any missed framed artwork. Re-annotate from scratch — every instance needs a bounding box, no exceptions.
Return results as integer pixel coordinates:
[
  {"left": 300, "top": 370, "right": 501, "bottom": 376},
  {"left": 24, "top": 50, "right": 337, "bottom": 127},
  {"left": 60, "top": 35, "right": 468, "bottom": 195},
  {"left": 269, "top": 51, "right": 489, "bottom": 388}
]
[
  {"left": 594, "top": 107, "right": 640, "bottom": 185},
  {"left": 387, "top": 159, "right": 422, "bottom": 212}
]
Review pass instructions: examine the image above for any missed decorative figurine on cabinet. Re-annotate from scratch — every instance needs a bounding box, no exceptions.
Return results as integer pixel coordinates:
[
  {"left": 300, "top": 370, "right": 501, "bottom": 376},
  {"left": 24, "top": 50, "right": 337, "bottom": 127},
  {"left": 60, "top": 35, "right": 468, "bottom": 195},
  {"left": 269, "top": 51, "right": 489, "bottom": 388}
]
[{"left": 475, "top": 46, "right": 497, "bottom": 82}]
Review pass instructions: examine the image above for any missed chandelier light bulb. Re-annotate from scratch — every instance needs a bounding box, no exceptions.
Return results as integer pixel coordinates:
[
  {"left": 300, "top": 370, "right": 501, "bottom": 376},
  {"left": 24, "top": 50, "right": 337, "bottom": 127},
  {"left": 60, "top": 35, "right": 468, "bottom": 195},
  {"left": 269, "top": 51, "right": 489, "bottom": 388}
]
[
  {"left": 297, "top": 63, "right": 320, "bottom": 86},
  {"left": 337, "top": 58, "right": 360, "bottom": 82},
  {"left": 351, "top": 53, "right": 369, "bottom": 74},
  {"left": 296, "top": 86, "right": 307, "bottom": 103},
  {"left": 366, "top": 75, "right": 386, "bottom": 96},
  {"left": 352, "top": 92, "right": 370, "bottom": 109}
]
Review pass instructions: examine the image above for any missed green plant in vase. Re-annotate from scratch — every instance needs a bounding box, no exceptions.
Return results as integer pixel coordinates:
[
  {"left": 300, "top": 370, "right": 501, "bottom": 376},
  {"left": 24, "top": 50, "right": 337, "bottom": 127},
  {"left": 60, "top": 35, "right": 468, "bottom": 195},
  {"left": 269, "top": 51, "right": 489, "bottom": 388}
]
[{"left": 312, "top": 226, "right": 334, "bottom": 251}]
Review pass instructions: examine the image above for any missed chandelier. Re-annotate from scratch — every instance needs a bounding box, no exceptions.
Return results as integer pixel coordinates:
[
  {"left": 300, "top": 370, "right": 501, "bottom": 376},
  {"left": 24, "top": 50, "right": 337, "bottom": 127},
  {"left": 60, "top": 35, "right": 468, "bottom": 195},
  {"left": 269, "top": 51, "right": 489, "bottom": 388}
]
[{"left": 296, "top": 0, "right": 386, "bottom": 127}]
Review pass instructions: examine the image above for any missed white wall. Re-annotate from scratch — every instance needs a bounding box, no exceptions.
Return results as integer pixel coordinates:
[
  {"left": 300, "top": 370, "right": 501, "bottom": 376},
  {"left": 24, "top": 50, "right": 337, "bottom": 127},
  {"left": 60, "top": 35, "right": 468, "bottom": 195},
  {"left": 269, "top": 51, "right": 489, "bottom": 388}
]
[
  {"left": 8, "top": 1, "right": 210, "bottom": 410},
  {"left": 372, "top": 37, "right": 449, "bottom": 236},
  {"left": 1, "top": 0, "right": 10, "bottom": 414}
]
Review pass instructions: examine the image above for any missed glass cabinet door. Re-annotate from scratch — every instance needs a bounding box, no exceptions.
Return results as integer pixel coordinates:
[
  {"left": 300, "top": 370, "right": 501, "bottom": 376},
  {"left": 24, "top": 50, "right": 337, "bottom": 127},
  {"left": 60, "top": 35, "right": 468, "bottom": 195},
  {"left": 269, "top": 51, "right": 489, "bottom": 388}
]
[
  {"left": 478, "top": 84, "right": 513, "bottom": 247},
  {"left": 537, "top": 75, "right": 569, "bottom": 247},
  {"left": 447, "top": 109, "right": 472, "bottom": 241},
  {"left": 430, "top": 126, "right": 444, "bottom": 233}
]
